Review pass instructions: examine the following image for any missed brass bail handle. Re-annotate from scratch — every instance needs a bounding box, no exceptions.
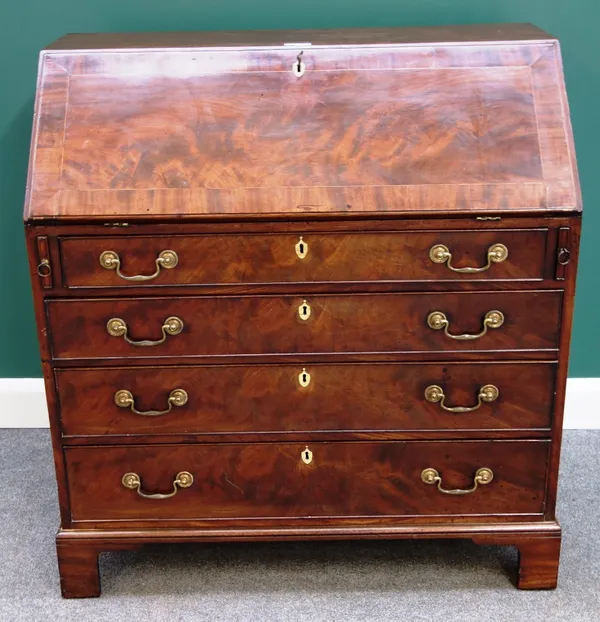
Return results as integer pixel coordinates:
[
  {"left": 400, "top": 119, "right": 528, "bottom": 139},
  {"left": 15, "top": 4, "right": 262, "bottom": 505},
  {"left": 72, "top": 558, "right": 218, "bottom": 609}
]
[
  {"left": 121, "top": 471, "right": 194, "bottom": 499},
  {"left": 114, "top": 388, "right": 188, "bottom": 416},
  {"left": 424, "top": 384, "right": 499, "bottom": 413},
  {"left": 427, "top": 310, "right": 504, "bottom": 341},
  {"left": 429, "top": 243, "right": 508, "bottom": 274},
  {"left": 99, "top": 250, "right": 178, "bottom": 282},
  {"left": 421, "top": 467, "right": 494, "bottom": 495},
  {"left": 106, "top": 316, "right": 184, "bottom": 347}
]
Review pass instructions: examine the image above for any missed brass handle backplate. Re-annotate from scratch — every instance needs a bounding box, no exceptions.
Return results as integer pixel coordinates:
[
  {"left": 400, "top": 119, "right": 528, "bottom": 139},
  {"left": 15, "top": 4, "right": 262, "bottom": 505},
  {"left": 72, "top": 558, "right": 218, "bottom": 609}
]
[
  {"left": 427, "top": 310, "right": 504, "bottom": 341},
  {"left": 115, "top": 388, "right": 188, "bottom": 416},
  {"left": 424, "top": 384, "right": 499, "bottom": 413},
  {"left": 429, "top": 243, "right": 508, "bottom": 273},
  {"left": 421, "top": 467, "right": 494, "bottom": 495},
  {"left": 107, "top": 316, "right": 183, "bottom": 346},
  {"left": 99, "top": 249, "right": 178, "bottom": 282},
  {"left": 121, "top": 471, "right": 194, "bottom": 499}
]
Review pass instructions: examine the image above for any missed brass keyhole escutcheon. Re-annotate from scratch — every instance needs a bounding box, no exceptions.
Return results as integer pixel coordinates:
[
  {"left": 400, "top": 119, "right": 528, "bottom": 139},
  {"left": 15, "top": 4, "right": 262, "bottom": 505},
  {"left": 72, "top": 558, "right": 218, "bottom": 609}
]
[
  {"left": 298, "top": 300, "right": 311, "bottom": 321},
  {"left": 295, "top": 236, "right": 308, "bottom": 259},
  {"left": 301, "top": 447, "right": 313, "bottom": 464},
  {"left": 298, "top": 368, "right": 311, "bottom": 388}
]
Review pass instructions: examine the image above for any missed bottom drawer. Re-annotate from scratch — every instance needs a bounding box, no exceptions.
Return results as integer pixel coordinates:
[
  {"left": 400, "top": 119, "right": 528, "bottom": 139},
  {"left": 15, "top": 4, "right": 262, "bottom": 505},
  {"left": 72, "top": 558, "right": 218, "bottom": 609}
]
[{"left": 65, "top": 441, "right": 549, "bottom": 522}]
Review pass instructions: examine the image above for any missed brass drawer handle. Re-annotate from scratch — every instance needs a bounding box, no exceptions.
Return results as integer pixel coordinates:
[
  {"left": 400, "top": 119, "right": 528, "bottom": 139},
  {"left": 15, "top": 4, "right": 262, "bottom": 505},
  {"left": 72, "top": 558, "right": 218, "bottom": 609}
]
[
  {"left": 421, "top": 467, "right": 494, "bottom": 495},
  {"left": 114, "top": 388, "right": 188, "bottom": 416},
  {"left": 121, "top": 471, "right": 194, "bottom": 499},
  {"left": 427, "top": 310, "right": 504, "bottom": 340},
  {"left": 107, "top": 316, "right": 184, "bottom": 346},
  {"left": 99, "top": 250, "right": 178, "bottom": 282},
  {"left": 424, "top": 384, "right": 499, "bottom": 413},
  {"left": 429, "top": 243, "right": 508, "bottom": 273}
]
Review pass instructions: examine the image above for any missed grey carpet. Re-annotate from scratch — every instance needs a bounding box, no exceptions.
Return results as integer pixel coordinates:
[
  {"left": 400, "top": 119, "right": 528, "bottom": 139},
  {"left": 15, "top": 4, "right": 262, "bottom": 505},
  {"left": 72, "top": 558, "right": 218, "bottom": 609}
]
[{"left": 0, "top": 430, "right": 598, "bottom": 622}]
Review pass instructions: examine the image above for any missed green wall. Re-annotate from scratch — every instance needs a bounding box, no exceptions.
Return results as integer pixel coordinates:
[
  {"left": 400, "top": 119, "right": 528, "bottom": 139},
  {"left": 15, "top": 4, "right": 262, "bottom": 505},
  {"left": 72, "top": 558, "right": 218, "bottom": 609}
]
[{"left": 1, "top": 1, "right": 597, "bottom": 377}]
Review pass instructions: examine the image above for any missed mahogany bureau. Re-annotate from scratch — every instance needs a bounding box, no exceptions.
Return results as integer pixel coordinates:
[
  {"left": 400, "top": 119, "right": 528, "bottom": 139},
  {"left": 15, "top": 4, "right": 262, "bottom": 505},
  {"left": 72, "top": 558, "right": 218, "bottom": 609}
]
[{"left": 24, "top": 24, "right": 582, "bottom": 597}]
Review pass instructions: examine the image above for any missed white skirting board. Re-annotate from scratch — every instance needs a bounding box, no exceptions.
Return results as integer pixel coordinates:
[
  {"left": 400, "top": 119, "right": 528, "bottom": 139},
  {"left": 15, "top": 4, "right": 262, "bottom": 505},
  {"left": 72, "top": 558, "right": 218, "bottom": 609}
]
[{"left": 0, "top": 377, "right": 598, "bottom": 429}]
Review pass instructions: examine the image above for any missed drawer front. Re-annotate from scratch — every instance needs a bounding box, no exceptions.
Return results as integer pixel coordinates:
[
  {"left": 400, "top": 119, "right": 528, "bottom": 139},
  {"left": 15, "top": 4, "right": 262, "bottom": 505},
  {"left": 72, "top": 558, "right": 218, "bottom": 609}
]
[
  {"left": 59, "top": 230, "right": 547, "bottom": 288},
  {"left": 65, "top": 441, "right": 549, "bottom": 522},
  {"left": 57, "top": 363, "right": 556, "bottom": 436},
  {"left": 47, "top": 291, "right": 562, "bottom": 360}
]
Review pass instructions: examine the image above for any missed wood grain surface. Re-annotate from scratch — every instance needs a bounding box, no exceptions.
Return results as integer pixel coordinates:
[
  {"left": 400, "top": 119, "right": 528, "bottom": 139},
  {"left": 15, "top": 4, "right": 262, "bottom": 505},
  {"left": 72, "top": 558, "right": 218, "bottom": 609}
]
[
  {"left": 46, "top": 24, "right": 555, "bottom": 51},
  {"left": 25, "top": 30, "right": 580, "bottom": 221},
  {"left": 46, "top": 291, "right": 562, "bottom": 360},
  {"left": 65, "top": 440, "right": 549, "bottom": 522},
  {"left": 56, "top": 362, "right": 556, "bottom": 437},
  {"left": 59, "top": 229, "right": 548, "bottom": 287}
]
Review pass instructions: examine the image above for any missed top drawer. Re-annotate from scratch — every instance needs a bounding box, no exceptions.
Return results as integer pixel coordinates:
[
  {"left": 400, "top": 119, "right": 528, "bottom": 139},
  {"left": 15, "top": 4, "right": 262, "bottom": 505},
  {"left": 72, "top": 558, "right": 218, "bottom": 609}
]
[{"left": 59, "top": 229, "right": 548, "bottom": 288}]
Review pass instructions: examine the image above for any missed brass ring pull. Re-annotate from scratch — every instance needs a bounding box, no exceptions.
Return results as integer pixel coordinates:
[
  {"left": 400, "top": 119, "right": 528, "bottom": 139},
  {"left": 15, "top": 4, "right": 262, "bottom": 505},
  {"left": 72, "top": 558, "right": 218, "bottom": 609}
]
[
  {"left": 99, "top": 250, "right": 178, "bottom": 282},
  {"left": 424, "top": 384, "right": 499, "bottom": 413},
  {"left": 121, "top": 471, "right": 194, "bottom": 499},
  {"left": 114, "top": 388, "right": 188, "bottom": 416},
  {"left": 429, "top": 243, "right": 508, "bottom": 273},
  {"left": 427, "top": 310, "right": 504, "bottom": 341},
  {"left": 421, "top": 467, "right": 494, "bottom": 495},
  {"left": 37, "top": 259, "right": 52, "bottom": 277},
  {"left": 557, "top": 247, "right": 571, "bottom": 266},
  {"left": 106, "top": 316, "right": 184, "bottom": 346}
]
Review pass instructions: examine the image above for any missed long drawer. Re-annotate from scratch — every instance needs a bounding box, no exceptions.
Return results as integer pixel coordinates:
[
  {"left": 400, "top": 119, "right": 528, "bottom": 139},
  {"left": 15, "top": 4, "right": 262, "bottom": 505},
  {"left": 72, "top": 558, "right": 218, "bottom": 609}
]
[
  {"left": 59, "top": 229, "right": 548, "bottom": 288},
  {"left": 65, "top": 440, "right": 549, "bottom": 522},
  {"left": 47, "top": 291, "right": 562, "bottom": 360},
  {"left": 56, "top": 362, "right": 556, "bottom": 437}
]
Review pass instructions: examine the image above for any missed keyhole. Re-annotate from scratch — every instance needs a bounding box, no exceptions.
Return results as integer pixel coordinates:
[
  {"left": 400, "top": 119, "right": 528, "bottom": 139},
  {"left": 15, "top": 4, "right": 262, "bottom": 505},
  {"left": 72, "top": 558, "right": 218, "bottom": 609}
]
[
  {"left": 301, "top": 447, "right": 313, "bottom": 464},
  {"left": 295, "top": 236, "right": 308, "bottom": 259},
  {"left": 298, "top": 368, "right": 311, "bottom": 387},
  {"left": 292, "top": 51, "right": 306, "bottom": 77},
  {"left": 298, "top": 300, "right": 311, "bottom": 320}
]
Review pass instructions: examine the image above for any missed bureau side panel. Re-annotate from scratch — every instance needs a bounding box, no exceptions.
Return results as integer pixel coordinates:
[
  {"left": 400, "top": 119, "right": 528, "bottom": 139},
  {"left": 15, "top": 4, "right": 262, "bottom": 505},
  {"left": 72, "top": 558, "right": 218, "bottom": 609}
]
[
  {"left": 544, "top": 216, "right": 582, "bottom": 518},
  {"left": 25, "top": 227, "right": 71, "bottom": 527}
]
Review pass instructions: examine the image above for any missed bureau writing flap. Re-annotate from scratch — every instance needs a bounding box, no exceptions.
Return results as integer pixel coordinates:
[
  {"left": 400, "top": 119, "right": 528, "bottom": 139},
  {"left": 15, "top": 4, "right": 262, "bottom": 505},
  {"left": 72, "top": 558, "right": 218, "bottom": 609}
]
[{"left": 24, "top": 25, "right": 581, "bottom": 221}]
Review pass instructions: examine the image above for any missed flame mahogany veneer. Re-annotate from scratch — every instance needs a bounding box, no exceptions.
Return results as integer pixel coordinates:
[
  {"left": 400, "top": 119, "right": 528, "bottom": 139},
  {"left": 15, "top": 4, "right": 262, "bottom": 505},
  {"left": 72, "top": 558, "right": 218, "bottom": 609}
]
[{"left": 25, "top": 24, "right": 581, "bottom": 597}]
